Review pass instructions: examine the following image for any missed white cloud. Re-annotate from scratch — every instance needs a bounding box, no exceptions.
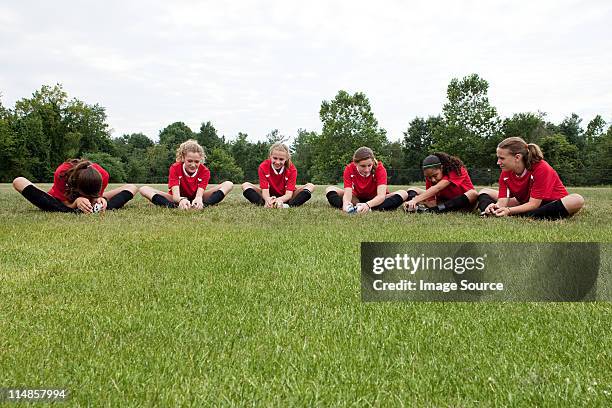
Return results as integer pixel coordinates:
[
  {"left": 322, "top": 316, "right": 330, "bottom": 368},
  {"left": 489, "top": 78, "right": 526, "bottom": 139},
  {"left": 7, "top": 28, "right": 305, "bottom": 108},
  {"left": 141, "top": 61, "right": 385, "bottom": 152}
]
[{"left": 0, "top": 0, "right": 610, "bottom": 142}]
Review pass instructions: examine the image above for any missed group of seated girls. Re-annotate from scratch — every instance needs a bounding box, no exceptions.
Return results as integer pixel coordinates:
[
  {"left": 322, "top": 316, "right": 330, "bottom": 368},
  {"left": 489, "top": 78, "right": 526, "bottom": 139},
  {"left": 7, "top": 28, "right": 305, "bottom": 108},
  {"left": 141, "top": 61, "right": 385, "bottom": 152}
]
[{"left": 13, "top": 137, "right": 584, "bottom": 220}]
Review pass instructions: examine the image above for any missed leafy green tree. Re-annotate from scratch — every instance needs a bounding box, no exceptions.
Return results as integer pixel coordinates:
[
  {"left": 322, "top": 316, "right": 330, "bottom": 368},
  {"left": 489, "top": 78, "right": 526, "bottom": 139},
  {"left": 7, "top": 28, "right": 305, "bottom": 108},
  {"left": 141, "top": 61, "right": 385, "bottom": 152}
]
[
  {"left": 433, "top": 74, "right": 502, "bottom": 167},
  {"left": 502, "top": 112, "right": 551, "bottom": 143},
  {"left": 266, "top": 129, "right": 289, "bottom": 144},
  {"left": 83, "top": 152, "right": 127, "bottom": 182},
  {"left": 579, "top": 115, "right": 607, "bottom": 179},
  {"left": 157, "top": 122, "right": 195, "bottom": 172},
  {"left": 12, "top": 113, "right": 49, "bottom": 181},
  {"left": 65, "top": 100, "right": 114, "bottom": 155},
  {"left": 558, "top": 113, "right": 585, "bottom": 150},
  {"left": 113, "top": 133, "right": 154, "bottom": 160},
  {"left": 197, "top": 121, "right": 225, "bottom": 153},
  {"left": 229, "top": 133, "right": 269, "bottom": 182},
  {"left": 402, "top": 116, "right": 442, "bottom": 181},
  {"left": 443, "top": 74, "right": 501, "bottom": 138},
  {"left": 146, "top": 144, "right": 172, "bottom": 183},
  {"left": 539, "top": 134, "right": 580, "bottom": 183},
  {"left": 112, "top": 133, "right": 154, "bottom": 183},
  {"left": 207, "top": 147, "right": 244, "bottom": 183},
  {"left": 585, "top": 124, "right": 612, "bottom": 184},
  {"left": 0, "top": 108, "right": 18, "bottom": 180},
  {"left": 584, "top": 115, "right": 605, "bottom": 140},
  {"left": 385, "top": 141, "right": 405, "bottom": 184},
  {"left": 159, "top": 122, "right": 195, "bottom": 153},
  {"left": 113, "top": 134, "right": 149, "bottom": 182},
  {"left": 14, "top": 84, "right": 67, "bottom": 169},
  {"left": 314, "top": 90, "right": 388, "bottom": 183},
  {"left": 596, "top": 125, "right": 612, "bottom": 169},
  {"left": 6, "top": 84, "right": 115, "bottom": 181},
  {"left": 291, "top": 129, "right": 319, "bottom": 184}
]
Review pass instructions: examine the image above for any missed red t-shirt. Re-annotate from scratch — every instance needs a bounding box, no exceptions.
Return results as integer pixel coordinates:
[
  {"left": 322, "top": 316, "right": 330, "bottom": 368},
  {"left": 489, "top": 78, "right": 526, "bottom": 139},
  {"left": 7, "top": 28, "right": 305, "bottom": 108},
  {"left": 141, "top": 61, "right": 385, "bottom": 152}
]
[
  {"left": 48, "top": 162, "right": 109, "bottom": 202},
  {"left": 343, "top": 161, "right": 388, "bottom": 200},
  {"left": 258, "top": 159, "right": 297, "bottom": 196},
  {"left": 425, "top": 167, "right": 474, "bottom": 201},
  {"left": 168, "top": 162, "right": 211, "bottom": 200},
  {"left": 498, "top": 160, "right": 568, "bottom": 203}
]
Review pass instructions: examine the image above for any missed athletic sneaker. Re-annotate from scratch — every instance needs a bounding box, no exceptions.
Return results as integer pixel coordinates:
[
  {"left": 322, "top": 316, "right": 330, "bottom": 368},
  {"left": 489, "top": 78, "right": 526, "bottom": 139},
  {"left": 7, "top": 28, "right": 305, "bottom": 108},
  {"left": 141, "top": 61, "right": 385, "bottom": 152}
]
[
  {"left": 405, "top": 204, "right": 429, "bottom": 213},
  {"left": 416, "top": 205, "right": 430, "bottom": 213}
]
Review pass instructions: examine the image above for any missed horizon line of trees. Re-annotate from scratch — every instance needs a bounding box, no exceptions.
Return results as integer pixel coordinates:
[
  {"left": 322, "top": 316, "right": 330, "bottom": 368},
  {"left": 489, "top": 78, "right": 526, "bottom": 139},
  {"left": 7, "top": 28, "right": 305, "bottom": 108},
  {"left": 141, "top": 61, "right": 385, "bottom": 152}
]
[{"left": 1, "top": 74, "right": 611, "bottom": 186}]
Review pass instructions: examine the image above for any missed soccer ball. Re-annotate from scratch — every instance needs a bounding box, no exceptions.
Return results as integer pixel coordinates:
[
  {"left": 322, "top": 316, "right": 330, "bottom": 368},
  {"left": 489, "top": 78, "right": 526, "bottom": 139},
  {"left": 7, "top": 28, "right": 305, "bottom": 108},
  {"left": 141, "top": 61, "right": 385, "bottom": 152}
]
[{"left": 92, "top": 203, "right": 103, "bottom": 213}]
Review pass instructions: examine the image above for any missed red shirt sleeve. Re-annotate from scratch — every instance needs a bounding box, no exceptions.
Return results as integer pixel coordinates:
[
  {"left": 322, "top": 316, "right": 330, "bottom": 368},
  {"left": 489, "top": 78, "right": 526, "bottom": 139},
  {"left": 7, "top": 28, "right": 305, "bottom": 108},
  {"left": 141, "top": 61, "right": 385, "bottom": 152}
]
[
  {"left": 258, "top": 161, "right": 269, "bottom": 189},
  {"left": 53, "top": 163, "right": 70, "bottom": 187},
  {"left": 286, "top": 164, "right": 297, "bottom": 191},
  {"left": 48, "top": 162, "right": 73, "bottom": 201},
  {"left": 198, "top": 165, "right": 210, "bottom": 190},
  {"left": 343, "top": 164, "right": 353, "bottom": 188},
  {"left": 497, "top": 172, "right": 508, "bottom": 199},
  {"left": 168, "top": 163, "right": 180, "bottom": 189},
  {"left": 375, "top": 162, "right": 388, "bottom": 186}
]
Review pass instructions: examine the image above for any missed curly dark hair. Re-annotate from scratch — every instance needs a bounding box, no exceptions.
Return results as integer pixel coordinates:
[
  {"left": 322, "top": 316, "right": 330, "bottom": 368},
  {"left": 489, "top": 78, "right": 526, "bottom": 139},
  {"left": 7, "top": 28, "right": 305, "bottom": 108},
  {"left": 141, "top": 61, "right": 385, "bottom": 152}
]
[{"left": 422, "top": 152, "right": 464, "bottom": 176}]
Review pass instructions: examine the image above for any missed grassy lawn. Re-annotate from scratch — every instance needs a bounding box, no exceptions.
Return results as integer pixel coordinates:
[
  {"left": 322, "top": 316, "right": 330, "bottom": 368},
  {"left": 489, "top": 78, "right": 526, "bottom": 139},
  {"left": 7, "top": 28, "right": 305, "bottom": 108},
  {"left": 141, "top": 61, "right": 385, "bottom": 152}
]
[{"left": 0, "top": 184, "right": 611, "bottom": 406}]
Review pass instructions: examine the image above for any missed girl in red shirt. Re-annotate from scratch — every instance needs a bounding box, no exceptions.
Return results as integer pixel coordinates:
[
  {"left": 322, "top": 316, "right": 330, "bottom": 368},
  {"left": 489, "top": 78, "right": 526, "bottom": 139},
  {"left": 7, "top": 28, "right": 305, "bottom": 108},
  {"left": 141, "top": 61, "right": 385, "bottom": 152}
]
[
  {"left": 403, "top": 152, "right": 478, "bottom": 213},
  {"left": 478, "top": 137, "right": 584, "bottom": 219},
  {"left": 241, "top": 142, "right": 314, "bottom": 208},
  {"left": 140, "top": 139, "right": 233, "bottom": 209},
  {"left": 13, "top": 159, "right": 137, "bottom": 213},
  {"left": 325, "top": 147, "right": 407, "bottom": 214}
]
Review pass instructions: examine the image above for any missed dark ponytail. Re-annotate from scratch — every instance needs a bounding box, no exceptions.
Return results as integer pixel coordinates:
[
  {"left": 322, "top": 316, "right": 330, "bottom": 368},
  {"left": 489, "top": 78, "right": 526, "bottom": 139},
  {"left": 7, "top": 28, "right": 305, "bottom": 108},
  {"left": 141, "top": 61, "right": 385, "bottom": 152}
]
[{"left": 61, "top": 159, "right": 103, "bottom": 201}]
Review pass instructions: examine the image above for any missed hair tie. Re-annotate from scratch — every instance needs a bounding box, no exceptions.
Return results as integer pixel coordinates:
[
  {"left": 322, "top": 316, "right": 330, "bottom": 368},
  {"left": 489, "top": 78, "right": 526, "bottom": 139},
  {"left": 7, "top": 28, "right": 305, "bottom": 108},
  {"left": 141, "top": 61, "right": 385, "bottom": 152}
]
[{"left": 422, "top": 154, "right": 441, "bottom": 169}]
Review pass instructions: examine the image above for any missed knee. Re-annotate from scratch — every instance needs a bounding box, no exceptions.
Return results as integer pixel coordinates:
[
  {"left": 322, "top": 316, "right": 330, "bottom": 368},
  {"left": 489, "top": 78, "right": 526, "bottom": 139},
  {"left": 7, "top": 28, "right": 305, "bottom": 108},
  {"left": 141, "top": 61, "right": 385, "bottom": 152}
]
[
  {"left": 565, "top": 194, "right": 585, "bottom": 212},
  {"left": 574, "top": 194, "right": 585, "bottom": 209},
  {"left": 465, "top": 189, "right": 479, "bottom": 202},
  {"left": 12, "top": 177, "right": 31, "bottom": 193},
  {"left": 124, "top": 184, "right": 139, "bottom": 194},
  {"left": 139, "top": 186, "right": 154, "bottom": 198},
  {"left": 223, "top": 181, "right": 234, "bottom": 191},
  {"left": 325, "top": 185, "right": 339, "bottom": 194},
  {"left": 395, "top": 190, "right": 408, "bottom": 201},
  {"left": 241, "top": 182, "right": 253, "bottom": 191},
  {"left": 478, "top": 188, "right": 495, "bottom": 196},
  {"left": 304, "top": 183, "right": 315, "bottom": 192}
]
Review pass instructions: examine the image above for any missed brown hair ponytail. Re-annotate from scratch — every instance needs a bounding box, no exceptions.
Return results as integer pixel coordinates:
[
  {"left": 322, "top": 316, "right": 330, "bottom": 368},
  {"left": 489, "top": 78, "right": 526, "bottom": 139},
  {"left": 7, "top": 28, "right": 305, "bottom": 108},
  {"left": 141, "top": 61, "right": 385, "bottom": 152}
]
[
  {"left": 62, "top": 159, "right": 103, "bottom": 201},
  {"left": 497, "top": 137, "right": 543, "bottom": 170}
]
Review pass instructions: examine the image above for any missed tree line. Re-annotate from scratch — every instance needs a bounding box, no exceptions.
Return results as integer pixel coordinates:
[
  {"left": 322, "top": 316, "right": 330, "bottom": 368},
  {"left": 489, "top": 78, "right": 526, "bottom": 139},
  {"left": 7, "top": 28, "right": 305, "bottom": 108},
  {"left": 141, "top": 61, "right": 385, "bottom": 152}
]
[{"left": 1, "top": 74, "right": 611, "bottom": 186}]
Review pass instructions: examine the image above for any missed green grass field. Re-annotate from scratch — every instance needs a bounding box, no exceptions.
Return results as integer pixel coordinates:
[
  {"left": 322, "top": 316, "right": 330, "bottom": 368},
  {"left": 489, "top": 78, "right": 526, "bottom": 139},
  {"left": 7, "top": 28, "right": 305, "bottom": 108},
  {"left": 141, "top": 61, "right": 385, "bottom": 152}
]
[{"left": 0, "top": 184, "right": 611, "bottom": 406}]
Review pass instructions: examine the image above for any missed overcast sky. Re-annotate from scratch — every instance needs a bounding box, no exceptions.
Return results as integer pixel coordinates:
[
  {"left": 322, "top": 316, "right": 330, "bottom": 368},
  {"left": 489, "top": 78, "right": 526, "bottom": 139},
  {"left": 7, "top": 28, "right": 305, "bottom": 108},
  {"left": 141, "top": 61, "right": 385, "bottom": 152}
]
[{"left": 1, "top": 0, "right": 610, "bottom": 142}]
